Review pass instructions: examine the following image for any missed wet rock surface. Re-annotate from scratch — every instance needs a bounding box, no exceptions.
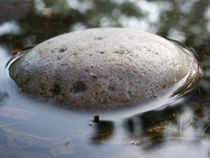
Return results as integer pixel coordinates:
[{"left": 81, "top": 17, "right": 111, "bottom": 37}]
[{"left": 9, "top": 28, "right": 201, "bottom": 109}]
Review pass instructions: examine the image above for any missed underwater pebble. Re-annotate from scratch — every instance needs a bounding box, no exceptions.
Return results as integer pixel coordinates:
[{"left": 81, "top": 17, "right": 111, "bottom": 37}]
[{"left": 9, "top": 28, "right": 201, "bottom": 109}]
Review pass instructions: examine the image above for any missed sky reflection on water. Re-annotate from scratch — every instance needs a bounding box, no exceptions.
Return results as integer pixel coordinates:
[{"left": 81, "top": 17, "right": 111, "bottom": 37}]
[{"left": 0, "top": 0, "right": 210, "bottom": 158}]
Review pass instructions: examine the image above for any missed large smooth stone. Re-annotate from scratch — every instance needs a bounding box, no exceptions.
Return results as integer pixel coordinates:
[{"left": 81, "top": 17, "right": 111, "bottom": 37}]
[{"left": 9, "top": 28, "right": 201, "bottom": 109}]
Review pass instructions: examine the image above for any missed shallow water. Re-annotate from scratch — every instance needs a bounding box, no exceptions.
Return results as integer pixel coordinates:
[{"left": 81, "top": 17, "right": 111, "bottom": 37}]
[{"left": 0, "top": 0, "right": 210, "bottom": 158}]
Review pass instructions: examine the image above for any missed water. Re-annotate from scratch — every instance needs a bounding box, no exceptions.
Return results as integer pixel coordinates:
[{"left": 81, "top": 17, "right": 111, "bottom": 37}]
[{"left": 0, "top": 0, "right": 210, "bottom": 158}]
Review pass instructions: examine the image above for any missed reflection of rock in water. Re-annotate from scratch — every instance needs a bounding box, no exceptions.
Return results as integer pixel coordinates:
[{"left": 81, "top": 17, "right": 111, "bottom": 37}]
[
  {"left": 91, "top": 120, "right": 114, "bottom": 143},
  {"left": 124, "top": 88, "right": 210, "bottom": 150},
  {"left": 0, "top": 0, "right": 29, "bottom": 24},
  {"left": 124, "top": 105, "right": 183, "bottom": 149}
]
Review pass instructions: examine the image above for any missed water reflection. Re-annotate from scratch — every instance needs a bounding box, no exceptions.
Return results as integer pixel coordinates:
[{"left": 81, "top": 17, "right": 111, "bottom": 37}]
[
  {"left": 91, "top": 120, "right": 114, "bottom": 144},
  {"left": 0, "top": 0, "right": 145, "bottom": 49},
  {"left": 122, "top": 94, "right": 209, "bottom": 158},
  {"left": 0, "top": 0, "right": 29, "bottom": 24},
  {"left": 0, "top": 0, "right": 210, "bottom": 157},
  {"left": 0, "top": 0, "right": 209, "bottom": 60},
  {"left": 124, "top": 105, "right": 180, "bottom": 149},
  {"left": 0, "top": 93, "right": 7, "bottom": 103}
]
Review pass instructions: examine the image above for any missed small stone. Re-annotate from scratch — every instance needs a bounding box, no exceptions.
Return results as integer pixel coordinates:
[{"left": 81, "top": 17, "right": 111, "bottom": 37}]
[
  {"left": 94, "top": 115, "right": 100, "bottom": 123},
  {"left": 9, "top": 28, "right": 202, "bottom": 110}
]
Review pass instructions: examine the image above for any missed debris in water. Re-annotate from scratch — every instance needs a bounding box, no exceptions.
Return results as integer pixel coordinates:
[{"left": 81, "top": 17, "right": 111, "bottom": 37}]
[
  {"left": 94, "top": 115, "right": 100, "bottom": 123},
  {"left": 12, "top": 49, "right": 22, "bottom": 54}
]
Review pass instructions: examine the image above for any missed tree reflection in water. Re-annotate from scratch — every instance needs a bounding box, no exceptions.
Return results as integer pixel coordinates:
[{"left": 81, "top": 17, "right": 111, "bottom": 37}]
[{"left": 0, "top": 0, "right": 209, "bottom": 60}]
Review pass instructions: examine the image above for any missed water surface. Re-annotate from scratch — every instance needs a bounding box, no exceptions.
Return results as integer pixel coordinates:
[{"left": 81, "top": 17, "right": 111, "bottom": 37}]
[{"left": 0, "top": 0, "right": 210, "bottom": 158}]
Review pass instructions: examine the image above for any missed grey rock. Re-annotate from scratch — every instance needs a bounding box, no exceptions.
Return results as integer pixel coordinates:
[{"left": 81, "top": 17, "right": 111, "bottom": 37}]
[{"left": 9, "top": 28, "right": 201, "bottom": 109}]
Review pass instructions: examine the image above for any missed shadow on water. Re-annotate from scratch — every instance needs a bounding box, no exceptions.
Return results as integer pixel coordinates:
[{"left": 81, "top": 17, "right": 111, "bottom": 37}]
[{"left": 0, "top": 0, "right": 210, "bottom": 158}]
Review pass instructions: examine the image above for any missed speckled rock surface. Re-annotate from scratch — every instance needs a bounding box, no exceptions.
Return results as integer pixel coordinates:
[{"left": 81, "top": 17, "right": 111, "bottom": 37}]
[{"left": 9, "top": 28, "right": 201, "bottom": 109}]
